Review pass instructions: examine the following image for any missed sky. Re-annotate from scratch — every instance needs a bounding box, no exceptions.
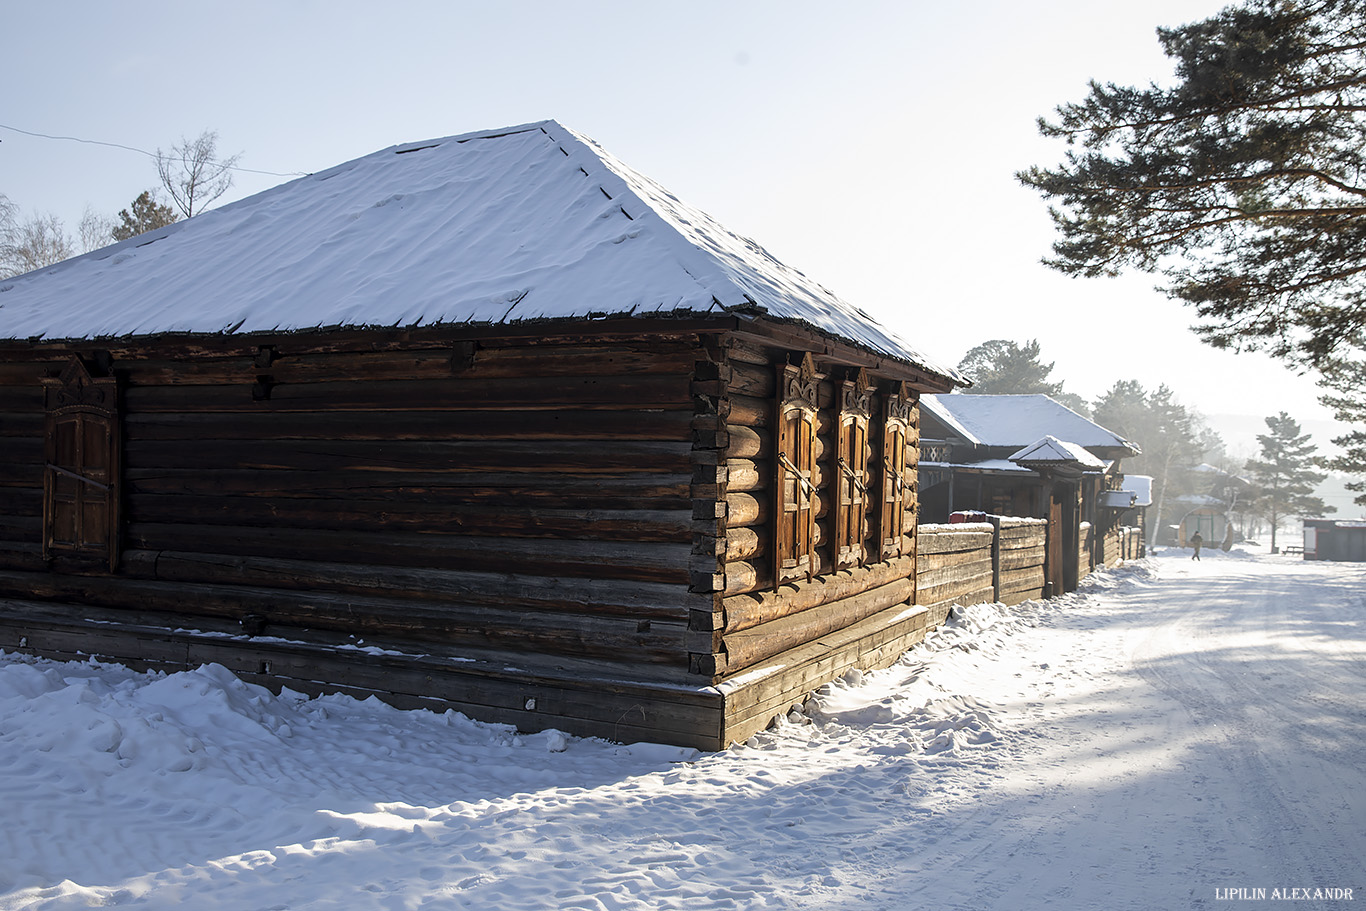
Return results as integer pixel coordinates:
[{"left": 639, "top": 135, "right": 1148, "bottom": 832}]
[{"left": 0, "top": 0, "right": 1351, "bottom": 461}]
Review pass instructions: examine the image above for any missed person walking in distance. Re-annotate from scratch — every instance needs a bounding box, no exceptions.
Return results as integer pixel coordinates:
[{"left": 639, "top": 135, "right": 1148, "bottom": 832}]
[{"left": 1190, "top": 531, "right": 1203, "bottom": 560}]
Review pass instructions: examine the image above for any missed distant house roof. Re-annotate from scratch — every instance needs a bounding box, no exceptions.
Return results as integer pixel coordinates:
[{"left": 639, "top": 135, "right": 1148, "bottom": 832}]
[
  {"left": 920, "top": 394, "right": 1138, "bottom": 457},
  {"left": 0, "top": 120, "right": 960, "bottom": 384},
  {"left": 1010, "top": 435, "right": 1107, "bottom": 470}
]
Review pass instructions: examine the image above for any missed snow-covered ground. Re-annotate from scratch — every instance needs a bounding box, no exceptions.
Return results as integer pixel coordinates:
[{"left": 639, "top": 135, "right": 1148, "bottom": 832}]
[{"left": 2, "top": 545, "right": 1363, "bottom": 910}]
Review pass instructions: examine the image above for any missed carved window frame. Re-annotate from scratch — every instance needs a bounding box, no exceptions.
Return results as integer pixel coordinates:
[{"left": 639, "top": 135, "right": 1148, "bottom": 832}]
[
  {"left": 880, "top": 382, "right": 915, "bottom": 561},
  {"left": 835, "top": 368, "right": 874, "bottom": 570},
  {"left": 774, "top": 353, "right": 820, "bottom": 585},
  {"left": 41, "top": 356, "right": 121, "bottom": 572}
]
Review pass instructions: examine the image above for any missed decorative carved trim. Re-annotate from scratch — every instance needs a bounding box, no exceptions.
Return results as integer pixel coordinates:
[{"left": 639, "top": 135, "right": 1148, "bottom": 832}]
[
  {"left": 841, "top": 367, "right": 874, "bottom": 419},
  {"left": 885, "top": 380, "right": 915, "bottom": 425},
  {"left": 779, "top": 352, "right": 820, "bottom": 412},
  {"left": 42, "top": 356, "right": 117, "bottom": 416}
]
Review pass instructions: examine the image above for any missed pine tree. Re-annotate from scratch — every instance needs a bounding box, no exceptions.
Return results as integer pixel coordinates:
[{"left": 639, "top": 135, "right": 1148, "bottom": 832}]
[
  {"left": 1316, "top": 340, "right": 1366, "bottom": 506},
  {"left": 1093, "top": 381, "right": 1217, "bottom": 549},
  {"left": 1020, "top": 0, "right": 1366, "bottom": 370},
  {"left": 955, "top": 338, "right": 1089, "bottom": 414},
  {"left": 1244, "top": 412, "right": 1334, "bottom": 551},
  {"left": 112, "top": 190, "right": 178, "bottom": 242}
]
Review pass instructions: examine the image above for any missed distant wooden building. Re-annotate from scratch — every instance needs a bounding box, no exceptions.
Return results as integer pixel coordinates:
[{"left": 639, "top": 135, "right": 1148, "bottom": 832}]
[
  {"left": 0, "top": 121, "right": 962, "bottom": 749},
  {"left": 918, "top": 394, "right": 1142, "bottom": 593}
]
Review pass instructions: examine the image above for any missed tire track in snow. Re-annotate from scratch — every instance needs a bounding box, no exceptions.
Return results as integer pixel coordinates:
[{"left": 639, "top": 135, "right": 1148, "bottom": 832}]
[{"left": 1130, "top": 557, "right": 1366, "bottom": 903}]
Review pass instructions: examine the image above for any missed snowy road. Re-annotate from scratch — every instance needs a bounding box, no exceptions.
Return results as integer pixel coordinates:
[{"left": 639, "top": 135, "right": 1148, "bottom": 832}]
[
  {"left": 1, "top": 547, "right": 1363, "bottom": 910},
  {"left": 1128, "top": 556, "right": 1366, "bottom": 902}
]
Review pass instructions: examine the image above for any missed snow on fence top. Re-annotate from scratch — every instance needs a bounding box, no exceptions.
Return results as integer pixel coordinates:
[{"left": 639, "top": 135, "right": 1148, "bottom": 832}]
[{"left": 0, "top": 120, "right": 959, "bottom": 382}]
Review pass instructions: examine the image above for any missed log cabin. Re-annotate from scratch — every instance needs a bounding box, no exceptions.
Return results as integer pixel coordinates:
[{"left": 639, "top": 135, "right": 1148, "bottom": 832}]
[
  {"left": 0, "top": 120, "right": 962, "bottom": 749},
  {"left": 917, "top": 394, "right": 1142, "bottom": 593}
]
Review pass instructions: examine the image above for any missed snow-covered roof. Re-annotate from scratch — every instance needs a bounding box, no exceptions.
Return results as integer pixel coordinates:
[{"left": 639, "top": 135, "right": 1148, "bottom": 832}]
[
  {"left": 0, "top": 120, "right": 959, "bottom": 382},
  {"left": 921, "top": 394, "right": 1137, "bottom": 454},
  {"left": 1009, "top": 435, "right": 1108, "bottom": 470}
]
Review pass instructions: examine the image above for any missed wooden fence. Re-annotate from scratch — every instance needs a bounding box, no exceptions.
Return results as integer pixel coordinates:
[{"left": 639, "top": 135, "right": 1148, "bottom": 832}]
[
  {"left": 993, "top": 516, "right": 1048, "bottom": 606},
  {"left": 919, "top": 515, "right": 1140, "bottom": 615}
]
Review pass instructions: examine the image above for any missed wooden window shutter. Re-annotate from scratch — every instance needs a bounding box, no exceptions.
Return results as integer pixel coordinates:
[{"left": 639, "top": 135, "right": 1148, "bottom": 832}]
[
  {"left": 42, "top": 356, "right": 121, "bottom": 572},
  {"left": 836, "top": 369, "right": 873, "bottom": 570},
  {"left": 774, "top": 354, "right": 820, "bottom": 585},
  {"left": 881, "top": 383, "right": 916, "bottom": 561}
]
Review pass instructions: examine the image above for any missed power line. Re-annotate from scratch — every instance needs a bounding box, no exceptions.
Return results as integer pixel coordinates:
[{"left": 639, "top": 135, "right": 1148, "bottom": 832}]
[{"left": 0, "top": 123, "right": 307, "bottom": 178}]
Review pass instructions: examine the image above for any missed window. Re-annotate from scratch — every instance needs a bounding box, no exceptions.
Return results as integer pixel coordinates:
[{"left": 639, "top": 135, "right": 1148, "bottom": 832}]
[
  {"left": 880, "top": 383, "right": 915, "bottom": 560},
  {"left": 42, "top": 356, "right": 121, "bottom": 571},
  {"left": 835, "top": 369, "right": 873, "bottom": 570},
  {"left": 775, "top": 354, "right": 820, "bottom": 584}
]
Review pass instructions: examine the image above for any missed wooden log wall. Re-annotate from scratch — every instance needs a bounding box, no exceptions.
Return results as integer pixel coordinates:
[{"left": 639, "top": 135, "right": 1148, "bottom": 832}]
[
  {"left": 992, "top": 516, "right": 1047, "bottom": 606},
  {"left": 1078, "top": 521, "right": 1094, "bottom": 580},
  {"left": 687, "top": 337, "right": 922, "bottom": 682},
  {"left": 0, "top": 371, "right": 43, "bottom": 573},
  {"left": 0, "top": 332, "right": 707, "bottom": 687},
  {"left": 916, "top": 522, "right": 994, "bottom": 627}
]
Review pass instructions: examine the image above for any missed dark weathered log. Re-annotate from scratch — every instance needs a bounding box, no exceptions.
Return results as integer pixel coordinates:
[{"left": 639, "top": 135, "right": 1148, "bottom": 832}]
[
  {"left": 0, "top": 413, "right": 42, "bottom": 438},
  {"left": 0, "top": 569, "right": 691, "bottom": 663},
  {"left": 723, "top": 337, "right": 778, "bottom": 367},
  {"left": 0, "top": 540, "right": 43, "bottom": 571},
  {"left": 121, "top": 343, "right": 702, "bottom": 387},
  {"left": 125, "top": 469, "right": 691, "bottom": 508},
  {"left": 0, "top": 486, "right": 40, "bottom": 517},
  {"left": 124, "top": 439, "right": 694, "bottom": 474},
  {"left": 727, "top": 361, "right": 776, "bottom": 399},
  {"left": 0, "top": 437, "right": 42, "bottom": 472},
  {"left": 126, "top": 523, "right": 691, "bottom": 584},
  {"left": 130, "top": 550, "right": 699, "bottom": 618},
  {"left": 0, "top": 514, "right": 40, "bottom": 540},
  {"left": 125, "top": 408, "right": 693, "bottom": 443},
  {"left": 126, "top": 494, "right": 691, "bottom": 543},
  {"left": 123, "top": 374, "right": 692, "bottom": 414},
  {"left": 722, "top": 555, "right": 915, "bottom": 632},
  {"left": 0, "top": 386, "right": 43, "bottom": 412},
  {"left": 0, "top": 598, "right": 726, "bottom": 743},
  {"left": 717, "top": 602, "right": 931, "bottom": 720},
  {"left": 722, "top": 577, "right": 916, "bottom": 671}
]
